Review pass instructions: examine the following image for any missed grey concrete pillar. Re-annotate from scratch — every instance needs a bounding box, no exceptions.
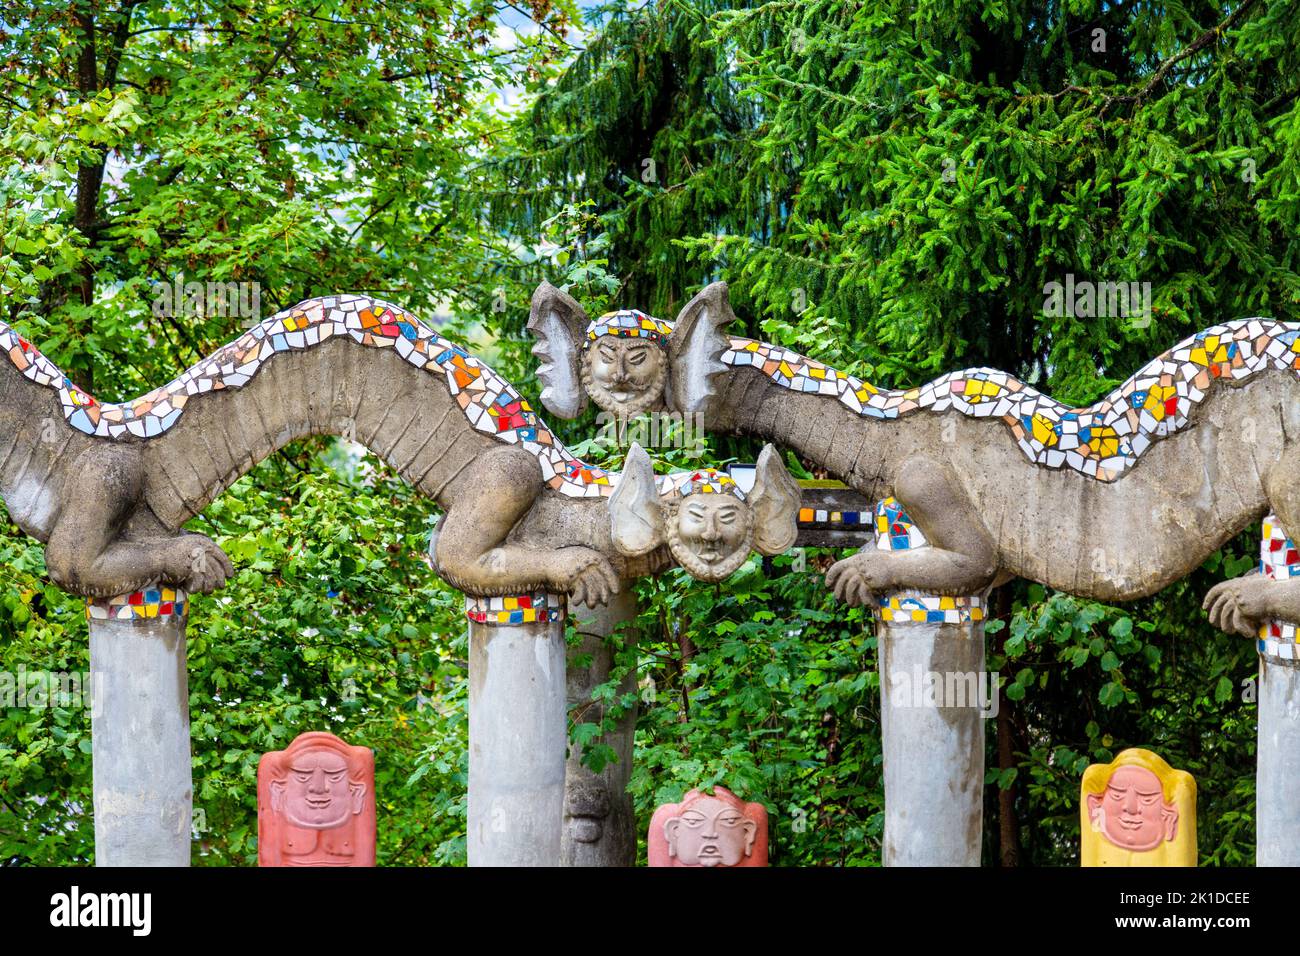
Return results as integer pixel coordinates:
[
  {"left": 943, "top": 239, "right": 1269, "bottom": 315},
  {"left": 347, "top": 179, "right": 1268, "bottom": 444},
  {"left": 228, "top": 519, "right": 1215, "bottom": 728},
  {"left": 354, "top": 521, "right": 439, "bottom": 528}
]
[
  {"left": 877, "top": 616, "right": 987, "bottom": 866},
  {"left": 1255, "top": 514, "right": 1300, "bottom": 866},
  {"left": 1256, "top": 659, "right": 1300, "bottom": 865},
  {"left": 87, "top": 591, "right": 192, "bottom": 867},
  {"left": 564, "top": 586, "right": 638, "bottom": 867},
  {"left": 871, "top": 497, "right": 988, "bottom": 866},
  {"left": 466, "top": 593, "right": 567, "bottom": 867}
]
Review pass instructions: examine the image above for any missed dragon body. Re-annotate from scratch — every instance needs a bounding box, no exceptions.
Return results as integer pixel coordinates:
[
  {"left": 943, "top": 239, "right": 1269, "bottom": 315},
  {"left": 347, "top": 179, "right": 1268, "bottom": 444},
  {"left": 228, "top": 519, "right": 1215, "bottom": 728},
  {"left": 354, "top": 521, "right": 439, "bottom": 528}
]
[
  {"left": 530, "top": 281, "right": 1300, "bottom": 635},
  {"left": 0, "top": 295, "right": 799, "bottom": 605}
]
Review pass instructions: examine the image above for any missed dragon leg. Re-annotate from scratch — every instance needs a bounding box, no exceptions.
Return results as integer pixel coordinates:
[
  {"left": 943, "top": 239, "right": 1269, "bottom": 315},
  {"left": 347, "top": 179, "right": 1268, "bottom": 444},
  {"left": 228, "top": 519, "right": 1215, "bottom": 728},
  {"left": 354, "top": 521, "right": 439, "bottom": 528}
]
[
  {"left": 432, "top": 444, "right": 619, "bottom": 607},
  {"left": 44, "top": 444, "right": 233, "bottom": 599},
  {"left": 826, "top": 453, "right": 998, "bottom": 606},
  {"left": 1204, "top": 452, "right": 1300, "bottom": 637}
]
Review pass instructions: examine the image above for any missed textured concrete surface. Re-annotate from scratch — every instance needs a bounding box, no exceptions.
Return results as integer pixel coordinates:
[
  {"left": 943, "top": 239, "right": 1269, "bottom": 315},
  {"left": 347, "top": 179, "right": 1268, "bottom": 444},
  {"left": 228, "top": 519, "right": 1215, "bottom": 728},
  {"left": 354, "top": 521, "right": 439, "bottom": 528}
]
[
  {"left": 89, "top": 615, "right": 192, "bottom": 867},
  {"left": 563, "top": 587, "right": 639, "bottom": 867},
  {"left": 467, "top": 617, "right": 567, "bottom": 866},
  {"left": 1257, "top": 658, "right": 1300, "bottom": 866},
  {"left": 877, "top": 619, "right": 986, "bottom": 867}
]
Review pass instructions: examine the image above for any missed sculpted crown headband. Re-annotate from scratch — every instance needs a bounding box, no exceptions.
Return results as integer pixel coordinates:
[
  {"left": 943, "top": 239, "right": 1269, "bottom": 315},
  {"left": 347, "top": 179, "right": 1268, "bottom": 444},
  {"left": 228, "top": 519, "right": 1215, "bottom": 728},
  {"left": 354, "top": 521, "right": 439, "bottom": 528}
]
[
  {"left": 584, "top": 310, "right": 674, "bottom": 348},
  {"left": 658, "top": 468, "right": 746, "bottom": 500}
]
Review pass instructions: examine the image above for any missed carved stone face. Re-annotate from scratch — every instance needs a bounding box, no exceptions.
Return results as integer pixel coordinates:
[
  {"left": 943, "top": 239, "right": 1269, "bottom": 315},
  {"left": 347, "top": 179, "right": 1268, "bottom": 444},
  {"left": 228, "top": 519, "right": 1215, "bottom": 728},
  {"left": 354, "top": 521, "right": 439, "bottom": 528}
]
[
  {"left": 272, "top": 747, "right": 365, "bottom": 830},
  {"left": 565, "top": 781, "right": 611, "bottom": 845},
  {"left": 1087, "top": 765, "right": 1178, "bottom": 852},
  {"left": 581, "top": 337, "right": 667, "bottom": 418},
  {"left": 664, "top": 795, "right": 758, "bottom": 867},
  {"left": 665, "top": 494, "right": 754, "bottom": 581}
]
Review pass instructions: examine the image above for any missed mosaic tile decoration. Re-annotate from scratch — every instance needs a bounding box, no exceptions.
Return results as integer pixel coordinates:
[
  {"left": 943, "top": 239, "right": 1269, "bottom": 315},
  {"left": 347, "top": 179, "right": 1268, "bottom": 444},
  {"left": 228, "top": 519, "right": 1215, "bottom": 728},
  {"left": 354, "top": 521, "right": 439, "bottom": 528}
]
[
  {"left": 872, "top": 497, "right": 985, "bottom": 625},
  {"left": 585, "top": 310, "right": 673, "bottom": 347},
  {"left": 724, "top": 319, "right": 1299, "bottom": 481},
  {"left": 465, "top": 591, "right": 565, "bottom": 626},
  {"left": 797, "top": 507, "right": 870, "bottom": 528},
  {"left": 0, "top": 297, "right": 614, "bottom": 499},
  {"left": 86, "top": 587, "right": 187, "bottom": 622},
  {"left": 657, "top": 467, "right": 743, "bottom": 499},
  {"left": 1258, "top": 514, "right": 1299, "bottom": 660}
]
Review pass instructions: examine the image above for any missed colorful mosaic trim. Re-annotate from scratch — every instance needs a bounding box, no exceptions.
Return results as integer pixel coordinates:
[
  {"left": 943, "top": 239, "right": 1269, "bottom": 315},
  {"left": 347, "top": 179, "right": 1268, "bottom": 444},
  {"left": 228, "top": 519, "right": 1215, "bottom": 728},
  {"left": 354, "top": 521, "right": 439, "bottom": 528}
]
[
  {"left": 657, "top": 468, "right": 743, "bottom": 499},
  {"left": 724, "top": 319, "right": 1300, "bottom": 482},
  {"left": 1259, "top": 514, "right": 1300, "bottom": 659},
  {"left": 86, "top": 588, "right": 187, "bottom": 622},
  {"left": 874, "top": 497, "right": 929, "bottom": 551},
  {"left": 585, "top": 310, "right": 673, "bottom": 347},
  {"left": 870, "top": 497, "right": 984, "bottom": 625},
  {"left": 797, "top": 507, "right": 870, "bottom": 526},
  {"left": 0, "top": 297, "right": 613, "bottom": 499},
  {"left": 879, "top": 595, "right": 986, "bottom": 625},
  {"left": 465, "top": 592, "right": 566, "bottom": 626}
]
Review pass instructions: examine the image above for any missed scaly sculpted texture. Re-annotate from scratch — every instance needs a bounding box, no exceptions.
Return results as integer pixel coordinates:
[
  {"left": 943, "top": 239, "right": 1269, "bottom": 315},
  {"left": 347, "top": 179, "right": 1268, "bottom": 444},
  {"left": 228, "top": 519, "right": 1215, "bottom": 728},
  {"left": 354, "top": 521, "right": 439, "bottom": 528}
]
[
  {"left": 1, "top": 296, "right": 801, "bottom": 605},
  {"left": 724, "top": 322, "right": 1297, "bottom": 482},
  {"left": 534, "top": 294, "right": 1298, "bottom": 483},
  {"left": 0, "top": 296, "right": 611, "bottom": 499},
  {"left": 531, "top": 279, "right": 1300, "bottom": 635}
]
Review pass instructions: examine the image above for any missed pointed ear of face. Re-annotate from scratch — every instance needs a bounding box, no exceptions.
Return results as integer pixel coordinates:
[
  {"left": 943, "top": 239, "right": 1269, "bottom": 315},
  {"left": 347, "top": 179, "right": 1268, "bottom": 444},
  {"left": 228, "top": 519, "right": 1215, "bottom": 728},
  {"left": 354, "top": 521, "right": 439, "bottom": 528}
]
[
  {"left": 527, "top": 281, "right": 589, "bottom": 419},
  {"left": 609, "top": 443, "right": 665, "bottom": 557},
  {"left": 1160, "top": 803, "right": 1179, "bottom": 842},
  {"left": 748, "top": 444, "right": 801, "bottom": 556},
  {"left": 668, "top": 281, "right": 735, "bottom": 416}
]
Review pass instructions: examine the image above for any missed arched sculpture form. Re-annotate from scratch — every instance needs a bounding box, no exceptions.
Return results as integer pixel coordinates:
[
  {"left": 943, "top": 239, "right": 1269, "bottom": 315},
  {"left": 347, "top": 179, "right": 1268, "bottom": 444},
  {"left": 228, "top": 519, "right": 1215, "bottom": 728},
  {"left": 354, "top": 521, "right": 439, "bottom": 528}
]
[
  {"left": 1080, "top": 748, "right": 1196, "bottom": 867},
  {"left": 0, "top": 296, "right": 799, "bottom": 604},
  {"left": 647, "top": 786, "right": 769, "bottom": 867},
  {"left": 530, "top": 281, "right": 1300, "bottom": 630}
]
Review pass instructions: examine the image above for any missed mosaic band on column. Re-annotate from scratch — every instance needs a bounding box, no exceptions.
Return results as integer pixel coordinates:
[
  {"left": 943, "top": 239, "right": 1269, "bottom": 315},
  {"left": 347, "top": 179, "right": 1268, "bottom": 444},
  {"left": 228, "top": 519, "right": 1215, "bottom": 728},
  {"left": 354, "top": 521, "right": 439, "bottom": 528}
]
[
  {"left": 873, "top": 497, "right": 985, "bottom": 626},
  {"left": 465, "top": 591, "right": 566, "bottom": 626},
  {"left": 86, "top": 587, "right": 188, "bottom": 622},
  {"left": 1259, "top": 514, "right": 1300, "bottom": 662}
]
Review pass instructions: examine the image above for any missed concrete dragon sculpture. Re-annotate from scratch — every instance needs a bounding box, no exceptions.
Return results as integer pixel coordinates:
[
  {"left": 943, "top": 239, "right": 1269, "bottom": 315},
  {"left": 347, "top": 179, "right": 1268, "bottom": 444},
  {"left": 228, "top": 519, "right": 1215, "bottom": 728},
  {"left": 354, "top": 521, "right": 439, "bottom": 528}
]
[
  {"left": 0, "top": 295, "right": 800, "bottom": 605},
  {"left": 529, "top": 281, "right": 1300, "bottom": 636}
]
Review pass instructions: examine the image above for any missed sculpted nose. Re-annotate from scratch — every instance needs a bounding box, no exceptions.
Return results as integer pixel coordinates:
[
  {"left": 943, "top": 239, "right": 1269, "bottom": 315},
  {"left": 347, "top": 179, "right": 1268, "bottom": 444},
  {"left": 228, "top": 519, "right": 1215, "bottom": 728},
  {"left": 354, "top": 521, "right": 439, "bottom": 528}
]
[{"left": 309, "top": 769, "right": 328, "bottom": 793}]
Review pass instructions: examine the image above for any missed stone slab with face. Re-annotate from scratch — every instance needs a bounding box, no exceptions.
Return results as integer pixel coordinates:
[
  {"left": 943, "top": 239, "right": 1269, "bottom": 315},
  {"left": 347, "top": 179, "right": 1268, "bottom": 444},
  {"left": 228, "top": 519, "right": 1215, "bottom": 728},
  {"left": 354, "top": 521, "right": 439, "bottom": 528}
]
[
  {"left": 258, "top": 731, "right": 376, "bottom": 867},
  {"left": 647, "top": 786, "right": 769, "bottom": 867}
]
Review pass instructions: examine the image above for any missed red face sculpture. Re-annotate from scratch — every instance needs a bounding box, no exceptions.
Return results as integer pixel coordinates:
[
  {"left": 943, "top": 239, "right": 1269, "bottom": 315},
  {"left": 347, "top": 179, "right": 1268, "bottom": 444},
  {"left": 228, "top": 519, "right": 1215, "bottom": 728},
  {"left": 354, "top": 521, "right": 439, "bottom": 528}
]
[
  {"left": 258, "top": 731, "right": 376, "bottom": 867},
  {"left": 1086, "top": 765, "right": 1179, "bottom": 852},
  {"left": 648, "top": 786, "right": 769, "bottom": 867}
]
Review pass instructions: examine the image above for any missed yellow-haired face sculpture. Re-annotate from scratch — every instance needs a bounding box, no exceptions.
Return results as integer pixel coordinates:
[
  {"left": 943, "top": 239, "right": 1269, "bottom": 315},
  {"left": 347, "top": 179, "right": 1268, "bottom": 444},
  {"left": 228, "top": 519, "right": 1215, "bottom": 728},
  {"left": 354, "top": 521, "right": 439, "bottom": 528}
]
[{"left": 1080, "top": 748, "right": 1196, "bottom": 867}]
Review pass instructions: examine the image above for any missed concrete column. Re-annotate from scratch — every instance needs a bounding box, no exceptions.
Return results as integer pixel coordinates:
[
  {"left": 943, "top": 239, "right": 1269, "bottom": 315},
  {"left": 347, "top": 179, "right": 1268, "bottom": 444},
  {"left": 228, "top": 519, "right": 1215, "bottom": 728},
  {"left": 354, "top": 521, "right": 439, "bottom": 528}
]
[
  {"left": 1255, "top": 514, "right": 1300, "bottom": 866},
  {"left": 87, "top": 589, "right": 192, "bottom": 867},
  {"left": 877, "top": 618, "right": 987, "bottom": 866},
  {"left": 564, "top": 586, "right": 638, "bottom": 867},
  {"left": 466, "top": 592, "right": 567, "bottom": 867},
  {"left": 872, "top": 498, "right": 988, "bottom": 867}
]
